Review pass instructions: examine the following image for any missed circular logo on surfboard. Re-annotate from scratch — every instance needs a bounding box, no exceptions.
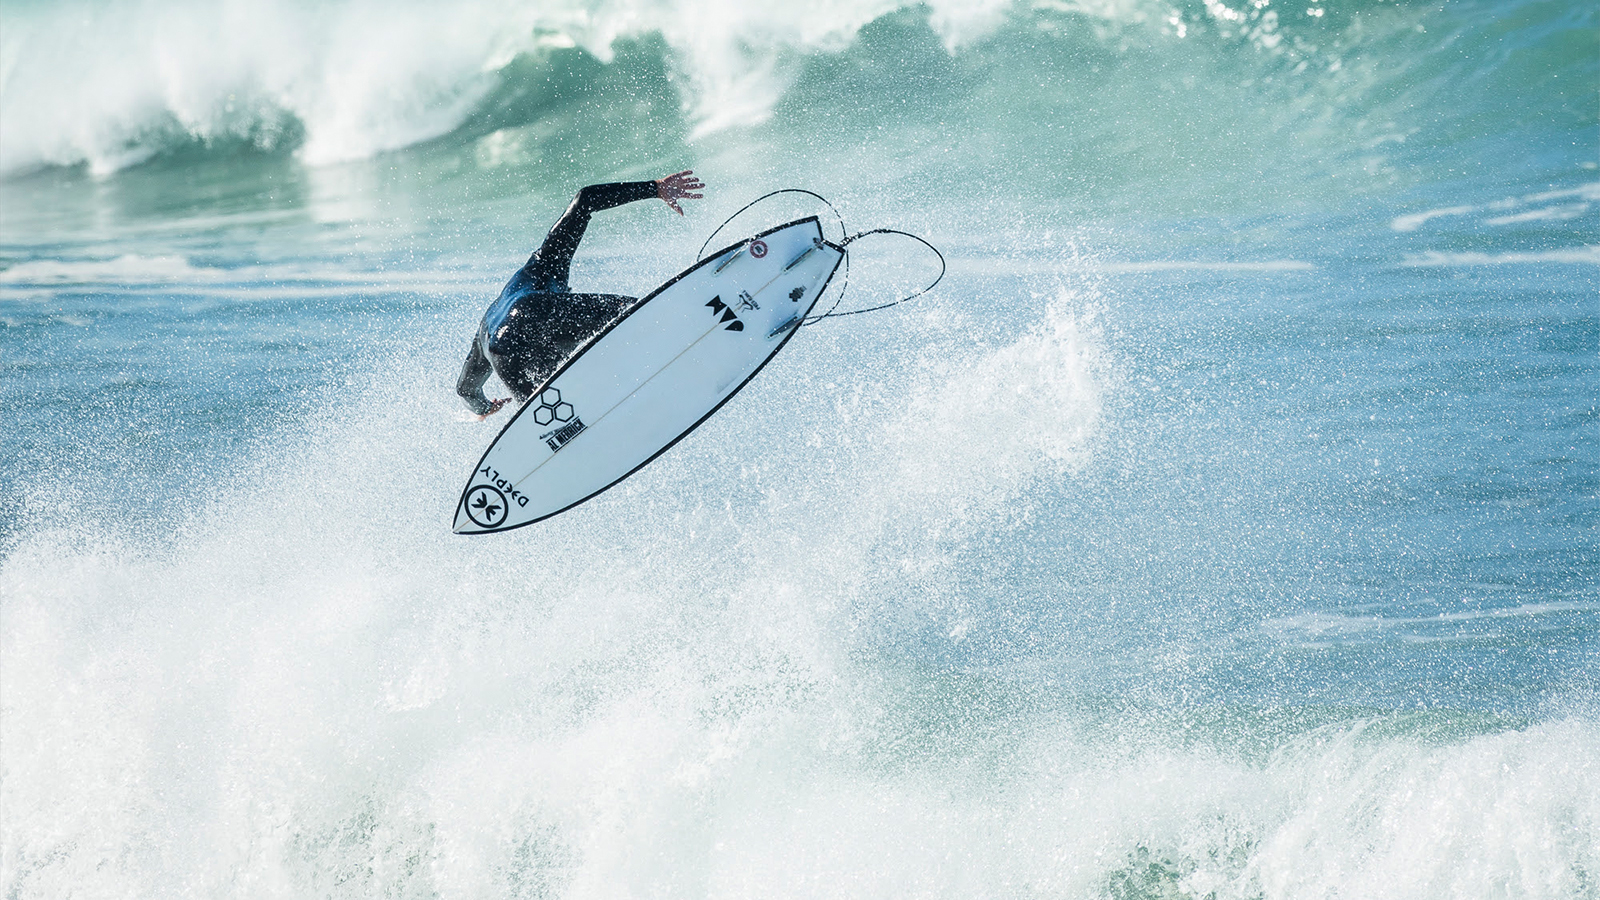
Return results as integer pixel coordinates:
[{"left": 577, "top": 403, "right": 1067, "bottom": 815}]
[
  {"left": 464, "top": 484, "right": 509, "bottom": 529},
  {"left": 749, "top": 240, "right": 768, "bottom": 259}
]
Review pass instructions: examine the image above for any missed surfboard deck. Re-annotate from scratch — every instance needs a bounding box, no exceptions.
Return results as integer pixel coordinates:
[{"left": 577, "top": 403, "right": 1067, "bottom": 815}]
[{"left": 453, "top": 216, "right": 844, "bottom": 534}]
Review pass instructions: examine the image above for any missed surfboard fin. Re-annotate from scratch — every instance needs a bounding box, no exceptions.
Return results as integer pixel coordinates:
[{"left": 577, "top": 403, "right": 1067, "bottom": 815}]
[
  {"left": 783, "top": 239, "right": 822, "bottom": 272},
  {"left": 713, "top": 245, "right": 746, "bottom": 274},
  {"left": 767, "top": 315, "right": 800, "bottom": 339}
]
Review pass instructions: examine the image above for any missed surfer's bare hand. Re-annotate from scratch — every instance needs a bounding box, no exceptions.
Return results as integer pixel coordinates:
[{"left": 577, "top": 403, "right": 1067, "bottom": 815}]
[
  {"left": 656, "top": 170, "right": 705, "bottom": 215},
  {"left": 472, "top": 398, "right": 510, "bottom": 421}
]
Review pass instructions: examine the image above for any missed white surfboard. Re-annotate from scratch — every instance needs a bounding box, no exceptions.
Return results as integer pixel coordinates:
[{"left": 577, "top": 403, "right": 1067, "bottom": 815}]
[{"left": 453, "top": 216, "right": 845, "bottom": 534}]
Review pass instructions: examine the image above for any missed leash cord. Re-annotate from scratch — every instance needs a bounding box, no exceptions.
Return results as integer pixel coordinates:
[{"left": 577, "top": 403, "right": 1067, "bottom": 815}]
[{"left": 697, "top": 189, "right": 944, "bottom": 325}]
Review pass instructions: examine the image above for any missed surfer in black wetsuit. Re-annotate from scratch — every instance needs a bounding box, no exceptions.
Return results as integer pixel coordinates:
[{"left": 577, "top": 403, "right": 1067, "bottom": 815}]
[{"left": 457, "top": 171, "right": 706, "bottom": 419}]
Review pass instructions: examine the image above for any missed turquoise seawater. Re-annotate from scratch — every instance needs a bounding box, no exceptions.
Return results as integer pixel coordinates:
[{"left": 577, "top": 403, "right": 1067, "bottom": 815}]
[{"left": 2, "top": 1, "right": 1597, "bottom": 896}]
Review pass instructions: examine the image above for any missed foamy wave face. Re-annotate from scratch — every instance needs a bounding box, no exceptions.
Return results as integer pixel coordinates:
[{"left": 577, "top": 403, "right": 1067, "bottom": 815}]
[
  {"left": 0, "top": 0, "right": 1007, "bottom": 175},
  {"left": 5, "top": 528, "right": 1595, "bottom": 898},
  {"left": 0, "top": 0, "right": 1373, "bottom": 177},
  {"left": 0, "top": 0, "right": 533, "bottom": 174}
]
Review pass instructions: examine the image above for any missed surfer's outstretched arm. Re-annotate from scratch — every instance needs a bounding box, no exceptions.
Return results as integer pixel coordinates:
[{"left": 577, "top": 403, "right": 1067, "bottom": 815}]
[
  {"left": 456, "top": 339, "right": 509, "bottom": 419},
  {"left": 523, "top": 172, "right": 706, "bottom": 289}
]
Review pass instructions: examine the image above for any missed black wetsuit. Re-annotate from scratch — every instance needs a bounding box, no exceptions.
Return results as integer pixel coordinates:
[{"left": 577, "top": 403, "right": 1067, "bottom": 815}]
[{"left": 457, "top": 180, "right": 659, "bottom": 415}]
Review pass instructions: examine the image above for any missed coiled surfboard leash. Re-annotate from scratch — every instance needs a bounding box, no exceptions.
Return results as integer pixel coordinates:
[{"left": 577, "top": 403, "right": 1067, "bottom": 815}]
[{"left": 696, "top": 188, "right": 945, "bottom": 326}]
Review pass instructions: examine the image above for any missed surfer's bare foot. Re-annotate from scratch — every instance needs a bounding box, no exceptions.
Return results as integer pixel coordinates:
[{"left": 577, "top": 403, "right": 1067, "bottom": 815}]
[
  {"left": 472, "top": 398, "right": 510, "bottom": 421},
  {"left": 656, "top": 170, "right": 705, "bottom": 215}
]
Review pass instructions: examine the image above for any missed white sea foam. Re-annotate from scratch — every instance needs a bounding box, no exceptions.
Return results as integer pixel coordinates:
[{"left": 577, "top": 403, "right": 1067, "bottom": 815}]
[
  {"left": 0, "top": 268, "right": 1110, "bottom": 897},
  {"left": 1094, "top": 259, "right": 1318, "bottom": 273},
  {"left": 0, "top": 0, "right": 529, "bottom": 173},
  {"left": 0, "top": 0, "right": 1372, "bottom": 177},
  {"left": 1403, "top": 246, "right": 1600, "bottom": 267},
  {"left": 0, "top": 253, "right": 213, "bottom": 285},
  {"left": 5, "top": 516, "right": 1595, "bottom": 898},
  {"left": 1262, "top": 602, "right": 1599, "bottom": 647},
  {"left": 1391, "top": 183, "right": 1600, "bottom": 233},
  {"left": 1484, "top": 203, "right": 1591, "bottom": 226},
  {"left": 0, "top": 254, "right": 487, "bottom": 300},
  {"left": 954, "top": 256, "right": 1317, "bottom": 276},
  {"left": 1390, "top": 205, "right": 1476, "bottom": 232},
  {"left": 0, "top": 0, "right": 1051, "bottom": 176}
]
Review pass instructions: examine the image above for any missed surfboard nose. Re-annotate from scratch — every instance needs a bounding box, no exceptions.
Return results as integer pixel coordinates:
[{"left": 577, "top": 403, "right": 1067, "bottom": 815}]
[
  {"left": 452, "top": 503, "right": 484, "bottom": 535},
  {"left": 453, "top": 511, "right": 495, "bottom": 535}
]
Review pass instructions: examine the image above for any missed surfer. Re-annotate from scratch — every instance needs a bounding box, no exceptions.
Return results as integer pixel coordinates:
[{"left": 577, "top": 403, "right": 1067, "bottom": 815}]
[{"left": 457, "top": 171, "right": 707, "bottom": 419}]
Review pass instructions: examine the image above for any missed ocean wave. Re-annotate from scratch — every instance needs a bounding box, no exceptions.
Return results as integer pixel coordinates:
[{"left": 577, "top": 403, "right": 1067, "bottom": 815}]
[
  {"left": 0, "top": 0, "right": 937, "bottom": 175},
  {"left": 5, "top": 506, "right": 1596, "bottom": 897},
  {"left": 3, "top": 0, "right": 1590, "bottom": 186}
]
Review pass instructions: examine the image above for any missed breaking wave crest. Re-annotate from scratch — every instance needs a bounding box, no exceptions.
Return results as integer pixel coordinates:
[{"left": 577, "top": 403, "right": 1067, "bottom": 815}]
[{"left": 3, "top": 0, "right": 1592, "bottom": 203}]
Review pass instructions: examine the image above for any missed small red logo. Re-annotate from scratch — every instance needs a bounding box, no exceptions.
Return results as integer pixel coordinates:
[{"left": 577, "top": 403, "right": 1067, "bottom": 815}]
[{"left": 749, "top": 240, "right": 768, "bottom": 259}]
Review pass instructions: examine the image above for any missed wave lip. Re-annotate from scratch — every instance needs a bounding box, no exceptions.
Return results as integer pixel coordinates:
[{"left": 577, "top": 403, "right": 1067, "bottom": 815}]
[
  {"left": 0, "top": 1, "right": 531, "bottom": 176},
  {"left": 0, "top": 0, "right": 938, "bottom": 176}
]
